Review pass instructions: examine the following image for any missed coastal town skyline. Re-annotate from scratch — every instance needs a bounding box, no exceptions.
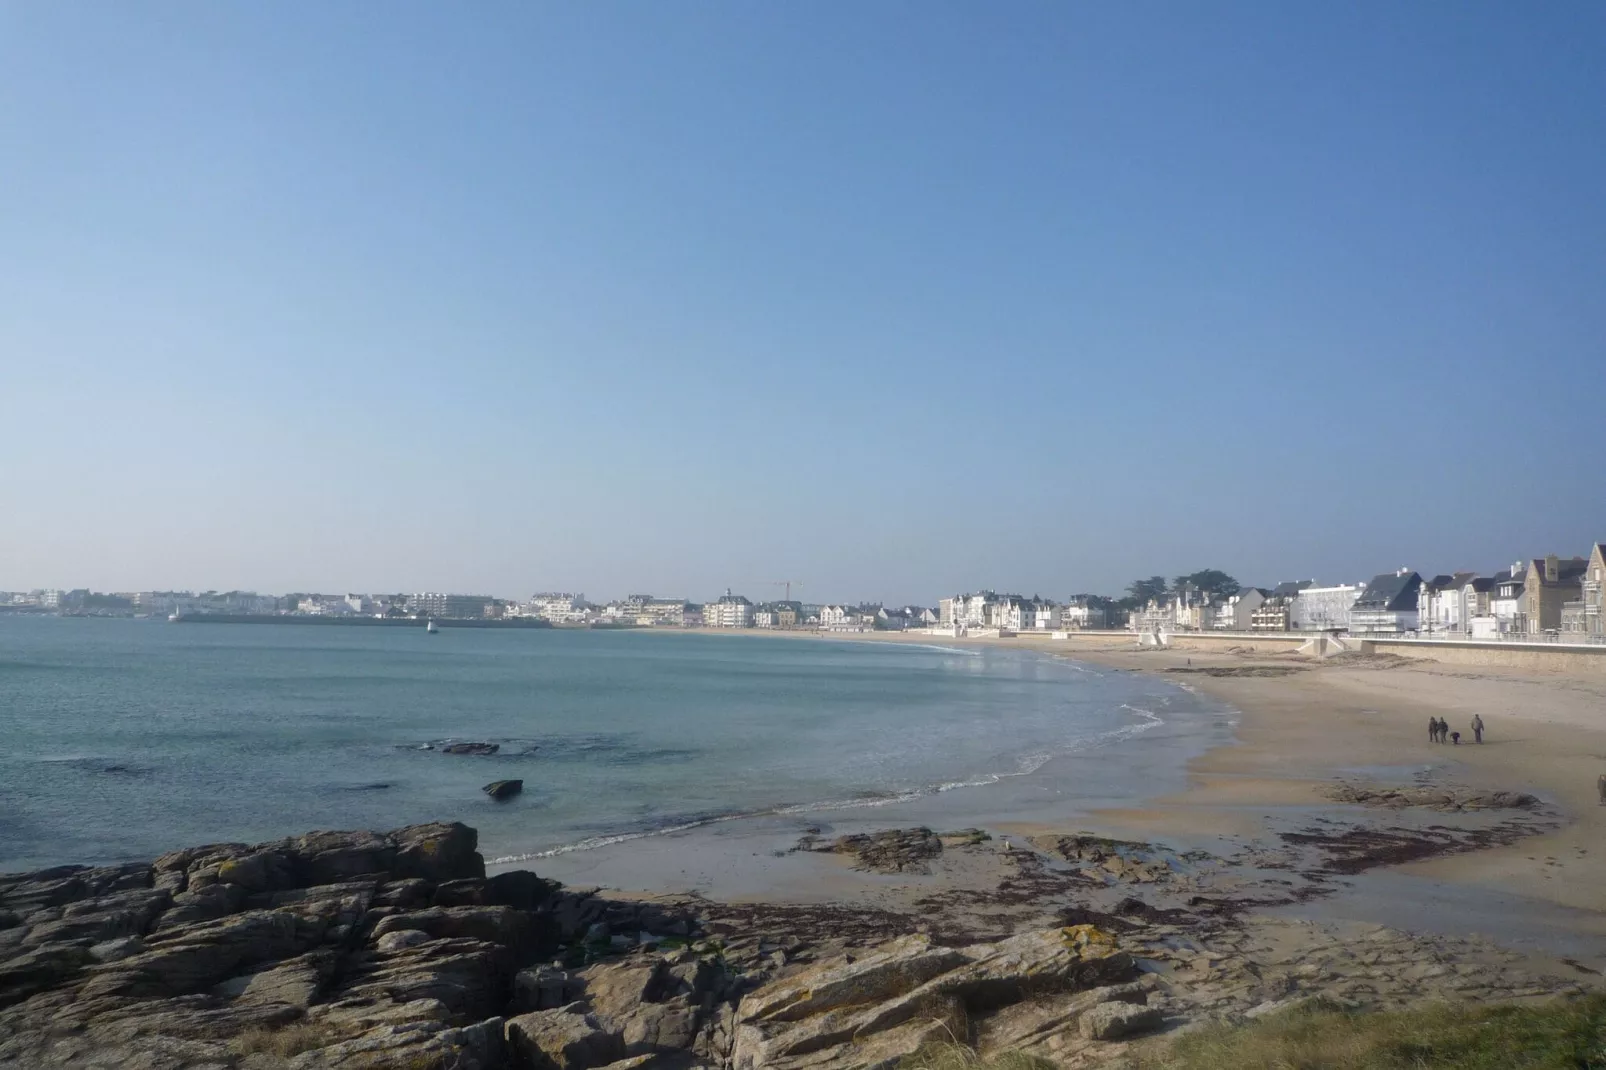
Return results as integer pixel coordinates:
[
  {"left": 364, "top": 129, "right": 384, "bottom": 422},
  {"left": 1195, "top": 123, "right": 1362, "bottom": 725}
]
[{"left": 8, "top": 536, "right": 1602, "bottom": 640}]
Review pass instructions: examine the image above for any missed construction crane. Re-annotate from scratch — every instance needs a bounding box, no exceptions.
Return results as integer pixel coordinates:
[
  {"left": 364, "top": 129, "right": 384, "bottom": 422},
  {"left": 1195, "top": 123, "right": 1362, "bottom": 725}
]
[{"left": 772, "top": 580, "right": 804, "bottom": 602}]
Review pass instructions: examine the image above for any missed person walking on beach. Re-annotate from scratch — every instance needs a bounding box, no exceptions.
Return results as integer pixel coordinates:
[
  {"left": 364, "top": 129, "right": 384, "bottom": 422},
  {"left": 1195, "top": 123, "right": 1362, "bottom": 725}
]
[
  {"left": 1429, "top": 717, "right": 1438, "bottom": 743},
  {"left": 1472, "top": 715, "right": 1484, "bottom": 744}
]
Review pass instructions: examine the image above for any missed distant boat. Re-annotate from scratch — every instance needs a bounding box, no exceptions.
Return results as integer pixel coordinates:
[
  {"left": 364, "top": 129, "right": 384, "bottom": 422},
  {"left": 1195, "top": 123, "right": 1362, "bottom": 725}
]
[
  {"left": 168, "top": 612, "right": 182, "bottom": 623},
  {"left": 425, "top": 619, "right": 439, "bottom": 634}
]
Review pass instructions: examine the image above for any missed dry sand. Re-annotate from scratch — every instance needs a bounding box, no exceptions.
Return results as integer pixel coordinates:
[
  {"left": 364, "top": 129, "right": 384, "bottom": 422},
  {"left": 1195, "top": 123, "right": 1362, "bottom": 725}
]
[
  {"left": 778, "top": 628, "right": 1606, "bottom": 913},
  {"left": 1033, "top": 639, "right": 1606, "bottom": 916}
]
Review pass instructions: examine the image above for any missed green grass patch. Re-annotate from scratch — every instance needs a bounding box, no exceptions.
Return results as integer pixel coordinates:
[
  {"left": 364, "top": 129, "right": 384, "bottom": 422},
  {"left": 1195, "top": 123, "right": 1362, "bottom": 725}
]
[{"left": 1129, "top": 995, "right": 1606, "bottom": 1070}]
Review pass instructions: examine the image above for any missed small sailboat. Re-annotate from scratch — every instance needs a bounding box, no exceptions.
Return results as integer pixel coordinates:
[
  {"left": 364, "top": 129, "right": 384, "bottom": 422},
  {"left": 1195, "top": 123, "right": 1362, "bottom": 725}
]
[{"left": 425, "top": 619, "right": 439, "bottom": 634}]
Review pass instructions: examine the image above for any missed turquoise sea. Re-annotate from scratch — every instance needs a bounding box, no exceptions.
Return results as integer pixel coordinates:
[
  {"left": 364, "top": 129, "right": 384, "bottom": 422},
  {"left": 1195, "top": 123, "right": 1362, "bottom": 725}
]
[{"left": 0, "top": 618, "right": 1232, "bottom": 874}]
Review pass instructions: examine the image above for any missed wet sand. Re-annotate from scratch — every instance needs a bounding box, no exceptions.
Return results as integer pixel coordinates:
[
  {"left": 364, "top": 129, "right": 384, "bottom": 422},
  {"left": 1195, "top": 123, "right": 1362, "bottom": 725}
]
[{"left": 515, "top": 629, "right": 1606, "bottom": 966}]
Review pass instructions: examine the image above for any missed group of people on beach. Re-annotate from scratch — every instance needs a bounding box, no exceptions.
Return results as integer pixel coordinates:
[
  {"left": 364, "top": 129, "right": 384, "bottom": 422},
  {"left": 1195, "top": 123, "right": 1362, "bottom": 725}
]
[{"left": 1429, "top": 714, "right": 1483, "bottom": 745}]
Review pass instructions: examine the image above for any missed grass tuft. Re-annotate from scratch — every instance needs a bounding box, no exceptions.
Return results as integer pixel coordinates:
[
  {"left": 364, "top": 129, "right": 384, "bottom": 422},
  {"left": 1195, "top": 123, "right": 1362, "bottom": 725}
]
[
  {"left": 1127, "top": 994, "right": 1606, "bottom": 1070},
  {"left": 228, "top": 1020, "right": 341, "bottom": 1058},
  {"left": 899, "top": 1042, "right": 1057, "bottom": 1070}
]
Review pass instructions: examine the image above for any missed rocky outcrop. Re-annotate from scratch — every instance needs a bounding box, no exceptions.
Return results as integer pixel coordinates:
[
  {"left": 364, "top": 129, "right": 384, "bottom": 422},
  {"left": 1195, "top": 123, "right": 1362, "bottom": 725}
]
[
  {"left": 505, "top": 1005, "right": 625, "bottom": 1070},
  {"left": 802, "top": 828, "right": 943, "bottom": 874},
  {"left": 0, "top": 821, "right": 710, "bottom": 1069},
  {"left": 732, "top": 926, "right": 1136, "bottom": 1070},
  {"left": 7, "top": 819, "right": 1589, "bottom": 1070},
  {"left": 485, "top": 780, "right": 525, "bottom": 801},
  {"left": 1031, "top": 833, "right": 1176, "bottom": 885},
  {"left": 1325, "top": 782, "right": 1541, "bottom": 812}
]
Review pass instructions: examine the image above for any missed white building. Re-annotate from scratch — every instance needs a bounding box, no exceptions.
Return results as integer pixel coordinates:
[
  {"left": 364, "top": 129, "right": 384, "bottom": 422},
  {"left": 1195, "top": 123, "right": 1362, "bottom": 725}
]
[
  {"left": 1061, "top": 598, "right": 1107, "bottom": 630},
  {"left": 1349, "top": 570, "right": 1424, "bottom": 635},
  {"left": 298, "top": 596, "right": 354, "bottom": 616},
  {"left": 941, "top": 592, "right": 1001, "bottom": 628},
  {"left": 1291, "top": 584, "right": 1362, "bottom": 631},
  {"left": 705, "top": 590, "right": 754, "bottom": 628},
  {"left": 820, "top": 604, "right": 874, "bottom": 631},
  {"left": 1217, "top": 588, "right": 1267, "bottom": 631},
  {"left": 1488, "top": 566, "right": 1526, "bottom": 633},
  {"left": 1418, "top": 572, "right": 1478, "bottom": 635},
  {"left": 997, "top": 597, "right": 1032, "bottom": 632},
  {"left": 601, "top": 595, "right": 687, "bottom": 625},
  {"left": 1031, "top": 602, "right": 1062, "bottom": 630},
  {"left": 526, "top": 593, "right": 589, "bottom": 624}
]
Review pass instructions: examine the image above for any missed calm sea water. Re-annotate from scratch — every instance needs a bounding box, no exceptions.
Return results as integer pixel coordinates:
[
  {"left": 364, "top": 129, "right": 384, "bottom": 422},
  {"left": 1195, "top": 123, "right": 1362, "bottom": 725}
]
[{"left": 0, "top": 618, "right": 1227, "bottom": 873}]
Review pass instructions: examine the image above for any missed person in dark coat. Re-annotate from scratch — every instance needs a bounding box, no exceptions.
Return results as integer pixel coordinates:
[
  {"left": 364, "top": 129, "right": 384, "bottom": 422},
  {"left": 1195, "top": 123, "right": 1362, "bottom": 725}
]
[
  {"left": 1472, "top": 715, "right": 1484, "bottom": 744},
  {"left": 1429, "top": 717, "right": 1438, "bottom": 743}
]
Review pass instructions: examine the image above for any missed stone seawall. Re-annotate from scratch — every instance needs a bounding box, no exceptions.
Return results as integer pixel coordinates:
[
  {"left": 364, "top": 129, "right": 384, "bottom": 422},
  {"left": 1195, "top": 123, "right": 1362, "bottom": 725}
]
[
  {"left": 1057, "top": 630, "right": 1606, "bottom": 673},
  {"left": 1359, "top": 638, "right": 1606, "bottom": 673}
]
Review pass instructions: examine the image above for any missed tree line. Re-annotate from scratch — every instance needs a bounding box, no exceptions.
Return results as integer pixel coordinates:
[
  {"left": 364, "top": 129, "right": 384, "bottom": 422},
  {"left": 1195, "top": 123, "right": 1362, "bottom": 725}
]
[{"left": 1118, "top": 569, "right": 1241, "bottom": 610}]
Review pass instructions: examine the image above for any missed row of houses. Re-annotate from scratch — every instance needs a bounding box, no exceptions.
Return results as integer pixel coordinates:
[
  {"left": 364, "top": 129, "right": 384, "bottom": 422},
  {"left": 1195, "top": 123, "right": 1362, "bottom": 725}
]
[
  {"left": 1421, "top": 547, "right": 1605, "bottom": 638},
  {"left": 705, "top": 591, "right": 941, "bottom": 631},
  {"left": 1131, "top": 542, "right": 1606, "bottom": 639},
  {"left": 937, "top": 592, "right": 1107, "bottom": 633}
]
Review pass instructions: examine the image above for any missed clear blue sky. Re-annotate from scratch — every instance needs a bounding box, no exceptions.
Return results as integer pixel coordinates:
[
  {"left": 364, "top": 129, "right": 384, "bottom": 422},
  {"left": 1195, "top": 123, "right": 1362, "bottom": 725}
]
[{"left": 3, "top": 3, "right": 1603, "bottom": 604}]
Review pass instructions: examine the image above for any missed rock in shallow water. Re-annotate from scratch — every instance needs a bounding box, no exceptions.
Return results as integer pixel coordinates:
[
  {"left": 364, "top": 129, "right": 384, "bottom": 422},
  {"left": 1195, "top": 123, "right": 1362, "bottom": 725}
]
[
  {"left": 443, "top": 742, "right": 500, "bottom": 756},
  {"left": 483, "top": 779, "right": 524, "bottom": 801}
]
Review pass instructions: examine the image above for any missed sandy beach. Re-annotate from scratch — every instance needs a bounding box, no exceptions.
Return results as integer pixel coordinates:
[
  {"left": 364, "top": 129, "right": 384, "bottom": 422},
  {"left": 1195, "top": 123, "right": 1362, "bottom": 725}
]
[{"left": 527, "top": 628, "right": 1606, "bottom": 968}]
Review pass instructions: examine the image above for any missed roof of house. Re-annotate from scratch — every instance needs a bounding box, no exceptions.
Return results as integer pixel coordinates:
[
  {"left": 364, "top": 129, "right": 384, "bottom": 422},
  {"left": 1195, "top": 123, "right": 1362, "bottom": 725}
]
[
  {"left": 1354, "top": 572, "right": 1422, "bottom": 611},
  {"left": 1467, "top": 577, "right": 1495, "bottom": 592},
  {"left": 1271, "top": 580, "right": 1314, "bottom": 598},
  {"left": 1528, "top": 556, "right": 1589, "bottom": 586}
]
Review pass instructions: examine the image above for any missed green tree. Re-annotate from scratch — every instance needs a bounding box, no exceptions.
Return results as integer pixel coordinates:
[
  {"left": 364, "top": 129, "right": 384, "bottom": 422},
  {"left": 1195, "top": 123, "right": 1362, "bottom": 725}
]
[
  {"left": 1126, "top": 576, "right": 1170, "bottom": 605},
  {"left": 1171, "top": 569, "right": 1241, "bottom": 602}
]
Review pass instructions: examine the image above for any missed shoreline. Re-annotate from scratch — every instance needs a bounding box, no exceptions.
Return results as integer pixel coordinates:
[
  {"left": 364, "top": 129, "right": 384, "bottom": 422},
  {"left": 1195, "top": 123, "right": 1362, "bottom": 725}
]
[
  {"left": 492, "top": 639, "right": 1231, "bottom": 901},
  {"left": 632, "top": 627, "right": 1606, "bottom": 955}
]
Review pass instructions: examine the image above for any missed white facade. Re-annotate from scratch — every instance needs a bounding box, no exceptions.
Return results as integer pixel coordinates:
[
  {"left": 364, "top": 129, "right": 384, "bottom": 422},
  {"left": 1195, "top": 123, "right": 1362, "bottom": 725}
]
[
  {"left": 1060, "top": 601, "right": 1106, "bottom": 630},
  {"left": 1031, "top": 604, "right": 1062, "bottom": 630},
  {"left": 943, "top": 593, "right": 998, "bottom": 627},
  {"left": 297, "top": 596, "right": 355, "bottom": 615},
  {"left": 1490, "top": 570, "right": 1525, "bottom": 632},
  {"left": 1291, "top": 585, "right": 1361, "bottom": 631},
  {"left": 1217, "top": 589, "right": 1266, "bottom": 630},
  {"left": 1418, "top": 580, "right": 1471, "bottom": 634},
  {"left": 705, "top": 592, "right": 754, "bottom": 628},
  {"left": 527, "top": 593, "right": 588, "bottom": 623},
  {"left": 997, "top": 599, "right": 1031, "bottom": 632}
]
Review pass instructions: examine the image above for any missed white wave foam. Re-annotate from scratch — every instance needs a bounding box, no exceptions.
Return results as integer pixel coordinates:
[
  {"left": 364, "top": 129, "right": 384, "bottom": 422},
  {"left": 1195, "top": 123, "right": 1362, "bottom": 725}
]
[{"left": 493, "top": 703, "right": 1170, "bottom": 865}]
